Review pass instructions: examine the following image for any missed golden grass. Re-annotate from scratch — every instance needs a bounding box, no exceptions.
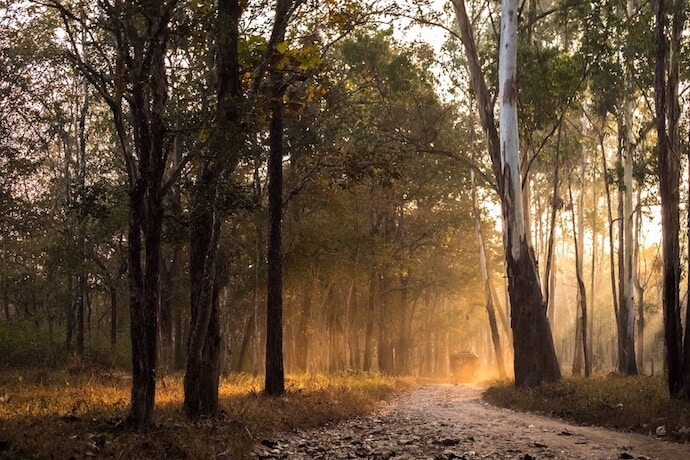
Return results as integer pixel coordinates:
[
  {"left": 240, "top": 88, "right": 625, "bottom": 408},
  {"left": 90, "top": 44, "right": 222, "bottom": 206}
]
[
  {"left": 0, "top": 369, "right": 413, "bottom": 459},
  {"left": 483, "top": 374, "right": 690, "bottom": 441}
]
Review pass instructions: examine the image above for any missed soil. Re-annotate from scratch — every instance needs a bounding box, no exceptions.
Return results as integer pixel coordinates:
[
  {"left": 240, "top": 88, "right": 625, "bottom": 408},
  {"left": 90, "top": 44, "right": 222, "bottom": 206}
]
[{"left": 250, "top": 384, "right": 690, "bottom": 460}]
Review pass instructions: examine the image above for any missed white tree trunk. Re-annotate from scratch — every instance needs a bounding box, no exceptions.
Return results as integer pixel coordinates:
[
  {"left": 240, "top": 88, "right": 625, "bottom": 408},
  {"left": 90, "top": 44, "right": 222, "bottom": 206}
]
[{"left": 499, "top": 0, "right": 525, "bottom": 261}]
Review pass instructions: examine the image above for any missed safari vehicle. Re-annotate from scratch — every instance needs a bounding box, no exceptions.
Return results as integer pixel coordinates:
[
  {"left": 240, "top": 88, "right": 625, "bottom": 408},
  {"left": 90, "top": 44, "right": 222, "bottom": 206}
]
[{"left": 449, "top": 350, "right": 480, "bottom": 384}]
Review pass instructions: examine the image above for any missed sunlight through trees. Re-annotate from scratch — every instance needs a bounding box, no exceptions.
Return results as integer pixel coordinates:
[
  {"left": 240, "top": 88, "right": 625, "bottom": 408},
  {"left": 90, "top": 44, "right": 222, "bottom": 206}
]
[{"left": 0, "top": 0, "right": 687, "bottom": 427}]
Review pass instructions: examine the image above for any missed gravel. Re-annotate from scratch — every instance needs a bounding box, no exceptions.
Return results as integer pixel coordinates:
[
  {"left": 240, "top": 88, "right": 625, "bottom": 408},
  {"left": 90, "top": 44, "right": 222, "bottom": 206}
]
[{"left": 250, "top": 384, "right": 690, "bottom": 460}]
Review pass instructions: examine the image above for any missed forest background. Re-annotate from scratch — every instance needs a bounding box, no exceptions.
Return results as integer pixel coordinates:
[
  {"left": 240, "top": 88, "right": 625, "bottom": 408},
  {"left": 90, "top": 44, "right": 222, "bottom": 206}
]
[{"left": 0, "top": 0, "right": 687, "bottom": 427}]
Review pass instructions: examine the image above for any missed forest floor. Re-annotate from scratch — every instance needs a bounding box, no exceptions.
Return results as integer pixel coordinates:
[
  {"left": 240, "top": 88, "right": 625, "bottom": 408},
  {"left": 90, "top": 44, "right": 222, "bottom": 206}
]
[
  {"left": 251, "top": 384, "right": 690, "bottom": 460},
  {"left": 0, "top": 368, "right": 410, "bottom": 459}
]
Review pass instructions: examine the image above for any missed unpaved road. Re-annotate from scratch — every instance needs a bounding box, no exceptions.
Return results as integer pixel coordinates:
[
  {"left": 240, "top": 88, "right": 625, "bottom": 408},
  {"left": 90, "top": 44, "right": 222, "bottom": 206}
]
[{"left": 251, "top": 384, "right": 690, "bottom": 459}]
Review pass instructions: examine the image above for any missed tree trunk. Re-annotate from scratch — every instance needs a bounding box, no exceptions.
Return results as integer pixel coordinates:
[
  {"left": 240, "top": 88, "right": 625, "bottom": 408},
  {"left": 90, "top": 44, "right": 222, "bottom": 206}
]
[
  {"left": 633, "top": 188, "right": 645, "bottom": 372},
  {"left": 183, "top": 0, "right": 241, "bottom": 418},
  {"left": 65, "top": 275, "right": 75, "bottom": 350},
  {"left": 472, "top": 167, "right": 506, "bottom": 379},
  {"left": 615, "top": 0, "right": 638, "bottom": 376},
  {"left": 265, "top": 77, "right": 286, "bottom": 396},
  {"left": 252, "top": 178, "right": 264, "bottom": 376},
  {"left": 160, "top": 247, "right": 180, "bottom": 370},
  {"left": 44, "top": 0, "right": 181, "bottom": 428},
  {"left": 363, "top": 271, "right": 377, "bottom": 372},
  {"left": 668, "top": 0, "right": 690, "bottom": 399},
  {"left": 377, "top": 274, "right": 395, "bottom": 374},
  {"left": 543, "top": 139, "right": 561, "bottom": 324},
  {"left": 597, "top": 121, "right": 620, "bottom": 366},
  {"left": 234, "top": 312, "right": 255, "bottom": 372},
  {"left": 174, "top": 306, "right": 186, "bottom": 371},
  {"left": 635, "top": 278, "right": 645, "bottom": 374},
  {"left": 75, "top": 56, "right": 88, "bottom": 361},
  {"left": 452, "top": 0, "right": 503, "bottom": 189},
  {"left": 396, "top": 272, "right": 411, "bottom": 375},
  {"left": 127, "top": 187, "right": 161, "bottom": 429},
  {"left": 568, "top": 172, "right": 591, "bottom": 377},
  {"left": 110, "top": 285, "right": 117, "bottom": 348},
  {"left": 123, "top": 2, "right": 176, "bottom": 429},
  {"left": 294, "top": 276, "right": 314, "bottom": 372},
  {"left": 76, "top": 275, "right": 85, "bottom": 359},
  {"left": 343, "top": 279, "right": 356, "bottom": 371},
  {"left": 499, "top": 0, "right": 561, "bottom": 387},
  {"left": 655, "top": 0, "right": 686, "bottom": 398},
  {"left": 184, "top": 194, "right": 222, "bottom": 418},
  {"left": 589, "top": 171, "right": 598, "bottom": 370},
  {"left": 1, "top": 238, "right": 8, "bottom": 321}
]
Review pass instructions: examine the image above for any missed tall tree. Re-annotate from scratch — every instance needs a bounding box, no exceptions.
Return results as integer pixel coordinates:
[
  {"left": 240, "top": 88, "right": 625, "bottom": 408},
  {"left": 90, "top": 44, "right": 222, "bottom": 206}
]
[
  {"left": 184, "top": 0, "right": 242, "bottom": 419},
  {"left": 655, "top": 0, "right": 687, "bottom": 398},
  {"left": 472, "top": 165, "right": 506, "bottom": 379},
  {"left": 616, "top": 0, "right": 639, "bottom": 376},
  {"left": 48, "top": 0, "right": 181, "bottom": 428},
  {"left": 260, "top": 0, "right": 301, "bottom": 397},
  {"left": 453, "top": 0, "right": 561, "bottom": 386},
  {"left": 568, "top": 161, "right": 591, "bottom": 377},
  {"left": 265, "top": 73, "right": 287, "bottom": 395},
  {"left": 111, "top": 1, "right": 178, "bottom": 428}
]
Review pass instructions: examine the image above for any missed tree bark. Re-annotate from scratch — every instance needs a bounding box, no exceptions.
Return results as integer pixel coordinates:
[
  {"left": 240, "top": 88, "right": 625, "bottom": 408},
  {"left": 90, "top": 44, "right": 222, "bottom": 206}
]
[
  {"left": 75, "top": 274, "right": 85, "bottom": 358},
  {"left": 1, "top": 237, "right": 8, "bottom": 321},
  {"left": 377, "top": 274, "right": 395, "bottom": 374},
  {"left": 184, "top": 192, "right": 222, "bottom": 417},
  {"left": 160, "top": 247, "right": 180, "bottom": 370},
  {"left": 655, "top": 0, "right": 686, "bottom": 398},
  {"left": 265, "top": 77, "right": 286, "bottom": 396},
  {"left": 184, "top": 0, "right": 242, "bottom": 418},
  {"left": 543, "top": 137, "right": 561, "bottom": 322},
  {"left": 110, "top": 285, "right": 117, "bottom": 348},
  {"left": 633, "top": 186, "right": 647, "bottom": 372},
  {"left": 47, "top": 0, "right": 182, "bottom": 428}
]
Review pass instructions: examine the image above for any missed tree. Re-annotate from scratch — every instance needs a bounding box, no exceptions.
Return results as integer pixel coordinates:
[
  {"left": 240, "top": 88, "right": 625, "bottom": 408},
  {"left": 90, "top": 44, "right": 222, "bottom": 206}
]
[
  {"left": 453, "top": 0, "right": 561, "bottom": 386},
  {"left": 47, "top": 0, "right": 182, "bottom": 428},
  {"left": 654, "top": 0, "right": 687, "bottom": 398},
  {"left": 184, "top": 0, "right": 241, "bottom": 419},
  {"left": 617, "top": 7, "right": 638, "bottom": 373},
  {"left": 472, "top": 163, "right": 506, "bottom": 379},
  {"left": 257, "top": 0, "right": 301, "bottom": 397},
  {"left": 265, "top": 72, "right": 287, "bottom": 395},
  {"left": 567, "top": 158, "right": 592, "bottom": 377}
]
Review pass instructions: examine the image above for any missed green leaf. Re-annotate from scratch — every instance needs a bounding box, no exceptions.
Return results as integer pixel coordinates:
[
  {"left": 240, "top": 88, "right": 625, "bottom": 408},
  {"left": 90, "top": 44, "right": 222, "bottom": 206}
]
[{"left": 275, "top": 41, "right": 289, "bottom": 55}]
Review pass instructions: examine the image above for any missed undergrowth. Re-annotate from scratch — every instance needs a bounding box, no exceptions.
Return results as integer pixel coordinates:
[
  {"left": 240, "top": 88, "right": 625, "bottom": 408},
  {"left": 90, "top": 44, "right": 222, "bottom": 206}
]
[
  {"left": 483, "top": 375, "right": 690, "bottom": 442},
  {"left": 0, "top": 368, "right": 412, "bottom": 459}
]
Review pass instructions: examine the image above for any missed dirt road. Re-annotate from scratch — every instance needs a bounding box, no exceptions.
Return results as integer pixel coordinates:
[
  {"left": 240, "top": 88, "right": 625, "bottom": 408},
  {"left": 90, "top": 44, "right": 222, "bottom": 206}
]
[{"left": 251, "top": 384, "right": 690, "bottom": 459}]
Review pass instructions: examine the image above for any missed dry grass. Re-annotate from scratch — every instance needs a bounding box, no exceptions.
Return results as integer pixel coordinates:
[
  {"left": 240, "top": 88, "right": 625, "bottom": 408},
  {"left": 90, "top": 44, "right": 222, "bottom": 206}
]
[
  {"left": 0, "top": 368, "right": 412, "bottom": 459},
  {"left": 483, "top": 374, "right": 690, "bottom": 442}
]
